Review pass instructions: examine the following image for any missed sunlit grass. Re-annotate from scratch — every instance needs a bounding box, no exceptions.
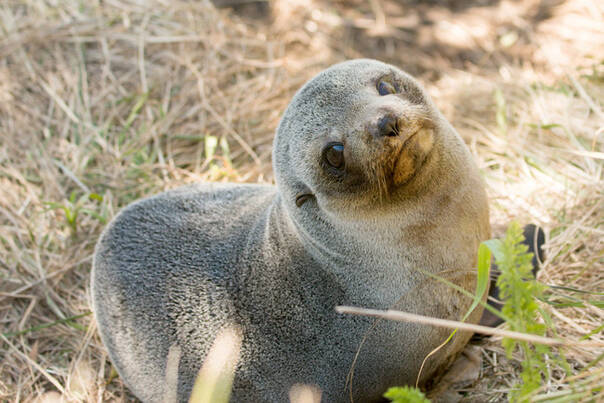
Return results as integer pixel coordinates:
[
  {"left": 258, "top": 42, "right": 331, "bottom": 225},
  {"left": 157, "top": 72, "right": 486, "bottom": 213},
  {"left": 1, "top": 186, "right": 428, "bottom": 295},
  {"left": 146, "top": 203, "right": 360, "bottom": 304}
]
[{"left": 0, "top": 0, "right": 602, "bottom": 401}]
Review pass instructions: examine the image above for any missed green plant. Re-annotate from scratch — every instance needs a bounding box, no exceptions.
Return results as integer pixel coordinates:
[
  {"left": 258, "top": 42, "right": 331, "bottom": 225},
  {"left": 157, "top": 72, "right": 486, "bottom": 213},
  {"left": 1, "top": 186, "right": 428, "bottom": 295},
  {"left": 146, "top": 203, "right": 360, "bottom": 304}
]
[
  {"left": 485, "top": 222, "right": 552, "bottom": 402},
  {"left": 384, "top": 386, "right": 431, "bottom": 403},
  {"left": 204, "top": 135, "right": 236, "bottom": 181},
  {"left": 44, "top": 191, "right": 107, "bottom": 234}
]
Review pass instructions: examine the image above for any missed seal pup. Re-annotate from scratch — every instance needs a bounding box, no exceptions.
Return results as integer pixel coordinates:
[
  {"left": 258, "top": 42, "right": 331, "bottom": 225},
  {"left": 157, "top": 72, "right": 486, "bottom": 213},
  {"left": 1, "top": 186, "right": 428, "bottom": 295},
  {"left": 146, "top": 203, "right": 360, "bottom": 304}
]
[{"left": 92, "top": 59, "right": 490, "bottom": 402}]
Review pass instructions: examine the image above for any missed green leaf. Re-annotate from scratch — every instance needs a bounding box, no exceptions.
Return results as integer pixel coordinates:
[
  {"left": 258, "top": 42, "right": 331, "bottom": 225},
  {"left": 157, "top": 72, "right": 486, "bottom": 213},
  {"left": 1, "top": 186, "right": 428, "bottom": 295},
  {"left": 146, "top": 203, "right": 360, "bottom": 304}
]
[
  {"left": 526, "top": 123, "right": 562, "bottom": 130},
  {"left": 124, "top": 92, "right": 148, "bottom": 129},
  {"left": 581, "top": 323, "right": 604, "bottom": 341},
  {"left": 473, "top": 242, "right": 492, "bottom": 318},
  {"left": 69, "top": 190, "right": 78, "bottom": 204},
  {"left": 88, "top": 193, "right": 103, "bottom": 202},
  {"left": 483, "top": 239, "right": 504, "bottom": 262},
  {"left": 384, "top": 386, "right": 431, "bottom": 403}
]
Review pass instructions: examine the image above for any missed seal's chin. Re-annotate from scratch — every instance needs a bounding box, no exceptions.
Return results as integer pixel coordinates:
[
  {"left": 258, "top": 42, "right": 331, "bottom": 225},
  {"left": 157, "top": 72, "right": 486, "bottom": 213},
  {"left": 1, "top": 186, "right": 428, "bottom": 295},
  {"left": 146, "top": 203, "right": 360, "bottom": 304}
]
[{"left": 392, "top": 127, "right": 435, "bottom": 186}]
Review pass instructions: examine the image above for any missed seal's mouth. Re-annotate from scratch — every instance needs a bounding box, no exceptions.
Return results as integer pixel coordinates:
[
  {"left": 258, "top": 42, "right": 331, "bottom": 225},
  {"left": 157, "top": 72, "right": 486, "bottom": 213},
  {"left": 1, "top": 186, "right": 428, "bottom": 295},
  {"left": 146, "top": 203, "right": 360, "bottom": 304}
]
[
  {"left": 363, "top": 115, "right": 435, "bottom": 199},
  {"left": 391, "top": 127, "right": 435, "bottom": 187},
  {"left": 399, "top": 128, "right": 420, "bottom": 149}
]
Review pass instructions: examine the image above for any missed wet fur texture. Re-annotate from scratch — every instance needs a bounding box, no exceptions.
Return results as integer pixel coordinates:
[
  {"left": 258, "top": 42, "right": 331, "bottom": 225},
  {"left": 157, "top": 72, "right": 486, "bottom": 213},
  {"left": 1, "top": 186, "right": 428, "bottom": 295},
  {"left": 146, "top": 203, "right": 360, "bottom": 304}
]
[{"left": 92, "top": 59, "right": 490, "bottom": 402}]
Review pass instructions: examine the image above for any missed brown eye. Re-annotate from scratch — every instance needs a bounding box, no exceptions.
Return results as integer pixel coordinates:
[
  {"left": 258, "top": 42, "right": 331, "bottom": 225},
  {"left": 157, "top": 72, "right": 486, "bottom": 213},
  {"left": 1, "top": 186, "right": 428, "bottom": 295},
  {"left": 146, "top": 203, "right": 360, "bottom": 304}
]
[
  {"left": 323, "top": 143, "right": 344, "bottom": 169},
  {"left": 377, "top": 80, "right": 396, "bottom": 96}
]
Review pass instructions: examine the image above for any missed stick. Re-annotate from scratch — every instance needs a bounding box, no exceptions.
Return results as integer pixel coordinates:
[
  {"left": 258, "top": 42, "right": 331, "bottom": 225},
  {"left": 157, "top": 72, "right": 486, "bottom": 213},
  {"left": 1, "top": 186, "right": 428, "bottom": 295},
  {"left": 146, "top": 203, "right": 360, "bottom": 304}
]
[{"left": 335, "top": 306, "right": 563, "bottom": 346}]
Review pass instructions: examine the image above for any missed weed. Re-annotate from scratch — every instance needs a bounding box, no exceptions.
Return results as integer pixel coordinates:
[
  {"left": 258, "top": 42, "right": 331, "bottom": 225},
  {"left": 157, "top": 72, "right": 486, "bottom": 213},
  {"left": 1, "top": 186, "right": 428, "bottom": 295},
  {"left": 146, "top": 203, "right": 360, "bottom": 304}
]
[
  {"left": 44, "top": 191, "right": 108, "bottom": 234},
  {"left": 384, "top": 386, "right": 431, "bottom": 403},
  {"left": 487, "top": 223, "right": 563, "bottom": 401}
]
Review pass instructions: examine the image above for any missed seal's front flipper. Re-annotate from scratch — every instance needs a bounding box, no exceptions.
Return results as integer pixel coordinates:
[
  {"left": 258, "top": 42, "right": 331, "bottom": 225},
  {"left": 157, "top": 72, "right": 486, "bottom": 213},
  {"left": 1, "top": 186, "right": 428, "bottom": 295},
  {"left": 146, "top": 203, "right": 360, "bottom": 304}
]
[{"left": 477, "top": 224, "right": 546, "bottom": 329}]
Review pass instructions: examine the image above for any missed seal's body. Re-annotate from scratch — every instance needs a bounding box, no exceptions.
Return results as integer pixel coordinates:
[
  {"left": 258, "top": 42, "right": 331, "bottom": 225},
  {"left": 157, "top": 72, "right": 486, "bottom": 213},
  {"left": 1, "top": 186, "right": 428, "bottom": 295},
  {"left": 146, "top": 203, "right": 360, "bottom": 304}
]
[{"left": 92, "top": 59, "right": 490, "bottom": 402}]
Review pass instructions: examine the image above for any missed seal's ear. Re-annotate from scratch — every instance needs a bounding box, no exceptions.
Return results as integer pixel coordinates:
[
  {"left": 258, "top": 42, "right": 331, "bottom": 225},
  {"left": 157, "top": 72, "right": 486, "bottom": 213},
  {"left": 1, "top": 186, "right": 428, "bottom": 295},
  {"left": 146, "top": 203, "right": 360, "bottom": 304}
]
[{"left": 295, "top": 188, "right": 315, "bottom": 208}]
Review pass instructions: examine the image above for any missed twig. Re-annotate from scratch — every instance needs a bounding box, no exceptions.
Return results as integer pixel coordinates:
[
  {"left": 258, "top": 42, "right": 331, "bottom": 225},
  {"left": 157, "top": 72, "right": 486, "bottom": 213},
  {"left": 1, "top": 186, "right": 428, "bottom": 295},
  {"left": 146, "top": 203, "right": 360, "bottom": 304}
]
[
  {"left": 52, "top": 160, "right": 90, "bottom": 193},
  {"left": 568, "top": 74, "right": 604, "bottom": 120},
  {"left": 336, "top": 306, "right": 563, "bottom": 346}
]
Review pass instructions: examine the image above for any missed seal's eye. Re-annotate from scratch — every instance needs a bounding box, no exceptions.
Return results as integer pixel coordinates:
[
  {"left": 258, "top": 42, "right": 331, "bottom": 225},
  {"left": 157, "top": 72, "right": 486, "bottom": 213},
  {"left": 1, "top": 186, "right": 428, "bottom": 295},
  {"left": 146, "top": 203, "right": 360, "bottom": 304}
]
[
  {"left": 377, "top": 80, "right": 396, "bottom": 96},
  {"left": 323, "top": 143, "right": 344, "bottom": 169}
]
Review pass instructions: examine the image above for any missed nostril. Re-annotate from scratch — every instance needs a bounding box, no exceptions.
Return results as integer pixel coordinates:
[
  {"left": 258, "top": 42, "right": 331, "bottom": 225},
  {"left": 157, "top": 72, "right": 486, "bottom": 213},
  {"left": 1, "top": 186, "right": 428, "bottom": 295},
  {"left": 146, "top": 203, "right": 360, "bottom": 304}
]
[{"left": 377, "top": 115, "right": 400, "bottom": 137}]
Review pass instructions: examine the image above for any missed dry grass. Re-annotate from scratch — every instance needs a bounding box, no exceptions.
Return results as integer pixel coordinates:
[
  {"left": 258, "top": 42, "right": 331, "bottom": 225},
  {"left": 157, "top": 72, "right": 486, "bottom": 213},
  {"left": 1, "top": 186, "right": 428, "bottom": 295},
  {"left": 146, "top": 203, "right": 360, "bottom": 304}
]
[{"left": 0, "top": 0, "right": 602, "bottom": 401}]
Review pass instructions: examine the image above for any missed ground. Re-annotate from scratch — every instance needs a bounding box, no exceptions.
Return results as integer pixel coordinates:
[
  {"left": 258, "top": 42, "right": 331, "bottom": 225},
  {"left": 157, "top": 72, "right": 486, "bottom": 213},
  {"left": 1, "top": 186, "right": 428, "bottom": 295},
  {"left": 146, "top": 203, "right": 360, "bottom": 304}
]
[{"left": 0, "top": 0, "right": 602, "bottom": 402}]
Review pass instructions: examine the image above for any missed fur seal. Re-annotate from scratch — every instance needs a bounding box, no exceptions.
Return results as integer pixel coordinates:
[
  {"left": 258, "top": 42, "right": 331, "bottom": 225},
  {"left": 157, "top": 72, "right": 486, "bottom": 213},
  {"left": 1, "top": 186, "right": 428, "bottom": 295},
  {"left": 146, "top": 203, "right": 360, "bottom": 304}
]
[{"left": 92, "top": 59, "right": 490, "bottom": 402}]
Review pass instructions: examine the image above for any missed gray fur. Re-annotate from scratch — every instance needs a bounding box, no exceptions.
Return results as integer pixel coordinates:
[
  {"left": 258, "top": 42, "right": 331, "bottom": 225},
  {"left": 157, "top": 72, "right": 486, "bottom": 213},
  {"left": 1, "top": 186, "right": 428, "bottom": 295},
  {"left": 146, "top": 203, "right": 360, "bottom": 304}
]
[{"left": 92, "top": 59, "right": 490, "bottom": 402}]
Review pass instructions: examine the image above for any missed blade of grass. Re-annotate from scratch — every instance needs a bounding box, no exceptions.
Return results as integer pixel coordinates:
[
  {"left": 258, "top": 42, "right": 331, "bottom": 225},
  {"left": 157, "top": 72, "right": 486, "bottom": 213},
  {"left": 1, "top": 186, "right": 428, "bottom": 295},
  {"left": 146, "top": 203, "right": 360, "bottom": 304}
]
[{"left": 2, "top": 312, "right": 91, "bottom": 338}]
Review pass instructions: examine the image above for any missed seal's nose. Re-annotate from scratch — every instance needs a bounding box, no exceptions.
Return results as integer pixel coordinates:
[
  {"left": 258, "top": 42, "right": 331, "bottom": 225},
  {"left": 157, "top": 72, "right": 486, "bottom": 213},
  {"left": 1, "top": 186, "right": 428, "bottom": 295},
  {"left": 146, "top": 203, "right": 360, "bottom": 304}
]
[{"left": 376, "top": 114, "right": 400, "bottom": 137}]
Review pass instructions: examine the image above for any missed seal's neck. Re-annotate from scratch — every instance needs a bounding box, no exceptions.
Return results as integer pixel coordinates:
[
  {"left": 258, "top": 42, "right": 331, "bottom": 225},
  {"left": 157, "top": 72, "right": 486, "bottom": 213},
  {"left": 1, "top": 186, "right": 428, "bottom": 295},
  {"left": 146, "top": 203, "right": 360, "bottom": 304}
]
[{"left": 277, "top": 195, "right": 438, "bottom": 307}]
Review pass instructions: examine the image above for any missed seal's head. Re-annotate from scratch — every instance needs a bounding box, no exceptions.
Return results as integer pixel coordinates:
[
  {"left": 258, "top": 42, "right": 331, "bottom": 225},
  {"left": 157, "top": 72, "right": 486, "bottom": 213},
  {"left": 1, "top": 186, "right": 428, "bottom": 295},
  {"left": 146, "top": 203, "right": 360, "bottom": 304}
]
[{"left": 274, "top": 59, "right": 462, "bottom": 217}]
